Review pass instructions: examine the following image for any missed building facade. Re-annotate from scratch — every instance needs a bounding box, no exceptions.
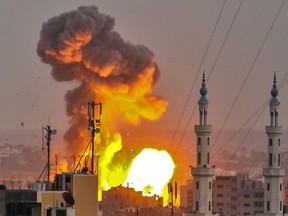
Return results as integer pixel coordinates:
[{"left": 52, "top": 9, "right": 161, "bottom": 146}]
[
  {"left": 213, "top": 174, "right": 264, "bottom": 216},
  {"left": 101, "top": 186, "right": 163, "bottom": 216}
]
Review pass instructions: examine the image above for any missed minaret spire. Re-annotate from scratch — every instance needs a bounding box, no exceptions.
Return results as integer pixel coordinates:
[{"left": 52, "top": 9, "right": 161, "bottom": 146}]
[
  {"left": 199, "top": 72, "right": 208, "bottom": 126},
  {"left": 188, "top": 73, "right": 215, "bottom": 216}
]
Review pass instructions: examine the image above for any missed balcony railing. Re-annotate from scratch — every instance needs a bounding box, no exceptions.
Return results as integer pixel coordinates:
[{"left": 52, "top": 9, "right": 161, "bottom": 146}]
[
  {"left": 263, "top": 167, "right": 285, "bottom": 177},
  {"left": 265, "top": 126, "right": 282, "bottom": 134},
  {"left": 194, "top": 125, "right": 212, "bottom": 133},
  {"left": 191, "top": 166, "right": 215, "bottom": 176}
]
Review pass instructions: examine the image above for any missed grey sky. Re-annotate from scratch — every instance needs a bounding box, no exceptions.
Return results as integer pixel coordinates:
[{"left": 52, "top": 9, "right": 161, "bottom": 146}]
[{"left": 0, "top": 0, "right": 288, "bottom": 152}]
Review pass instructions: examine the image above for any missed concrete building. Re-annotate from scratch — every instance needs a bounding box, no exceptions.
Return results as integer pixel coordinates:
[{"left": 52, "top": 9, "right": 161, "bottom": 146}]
[
  {"left": 180, "top": 179, "right": 193, "bottom": 212},
  {"left": 0, "top": 143, "right": 22, "bottom": 159},
  {"left": 181, "top": 174, "right": 264, "bottom": 216},
  {"left": 100, "top": 186, "right": 163, "bottom": 216},
  {"left": 213, "top": 174, "right": 264, "bottom": 216},
  {"left": 49, "top": 172, "right": 98, "bottom": 216},
  {"left": 0, "top": 172, "right": 99, "bottom": 216}
]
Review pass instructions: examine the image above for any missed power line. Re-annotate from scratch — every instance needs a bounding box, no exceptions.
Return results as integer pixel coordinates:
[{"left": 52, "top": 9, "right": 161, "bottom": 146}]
[
  {"left": 210, "top": 0, "right": 286, "bottom": 152},
  {"left": 168, "top": 0, "right": 227, "bottom": 151},
  {"left": 219, "top": 102, "right": 266, "bottom": 172},
  {"left": 206, "top": 0, "right": 244, "bottom": 83},
  {"left": 211, "top": 98, "right": 268, "bottom": 159},
  {"left": 218, "top": 72, "right": 288, "bottom": 172},
  {"left": 211, "top": 70, "right": 288, "bottom": 162},
  {"left": 172, "top": 0, "right": 243, "bottom": 157}
]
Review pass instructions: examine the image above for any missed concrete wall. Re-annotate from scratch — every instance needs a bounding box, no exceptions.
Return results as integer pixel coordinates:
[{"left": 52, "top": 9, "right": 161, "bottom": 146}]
[
  {"left": 38, "top": 191, "right": 66, "bottom": 216},
  {"left": 72, "top": 174, "right": 98, "bottom": 216}
]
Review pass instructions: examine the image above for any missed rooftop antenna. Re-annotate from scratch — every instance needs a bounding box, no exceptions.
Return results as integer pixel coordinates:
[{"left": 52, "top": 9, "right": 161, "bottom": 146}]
[
  {"left": 10, "top": 177, "right": 15, "bottom": 190},
  {"left": 17, "top": 178, "right": 22, "bottom": 190},
  {"left": 73, "top": 101, "right": 102, "bottom": 174},
  {"left": 87, "top": 101, "right": 102, "bottom": 174},
  {"left": 38, "top": 125, "right": 57, "bottom": 190}
]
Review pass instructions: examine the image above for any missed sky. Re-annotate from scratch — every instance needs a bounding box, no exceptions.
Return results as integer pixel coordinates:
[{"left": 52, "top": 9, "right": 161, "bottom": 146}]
[{"left": 1, "top": 0, "right": 288, "bottom": 159}]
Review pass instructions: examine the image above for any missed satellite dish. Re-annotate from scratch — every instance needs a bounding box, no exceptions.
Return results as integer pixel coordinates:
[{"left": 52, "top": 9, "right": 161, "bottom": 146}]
[
  {"left": 62, "top": 192, "right": 75, "bottom": 206},
  {"left": 51, "top": 129, "right": 57, "bottom": 135}
]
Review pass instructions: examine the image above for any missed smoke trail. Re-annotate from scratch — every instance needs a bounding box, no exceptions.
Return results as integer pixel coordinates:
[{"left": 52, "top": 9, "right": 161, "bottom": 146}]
[{"left": 37, "top": 6, "right": 167, "bottom": 170}]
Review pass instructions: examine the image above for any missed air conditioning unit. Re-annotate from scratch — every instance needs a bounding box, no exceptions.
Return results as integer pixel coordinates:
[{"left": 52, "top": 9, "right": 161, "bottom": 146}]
[{"left": 45, "top": 207, "right": 75, "bottom": 216}]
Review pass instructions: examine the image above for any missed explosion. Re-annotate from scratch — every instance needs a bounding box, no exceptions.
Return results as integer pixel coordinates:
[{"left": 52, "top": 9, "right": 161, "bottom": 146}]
[
  {"left": 123, "top": 148, "right": 174, "bottom": 196},
  {"left": 37, "top": 6, "right": 172, "bottom": 201}
]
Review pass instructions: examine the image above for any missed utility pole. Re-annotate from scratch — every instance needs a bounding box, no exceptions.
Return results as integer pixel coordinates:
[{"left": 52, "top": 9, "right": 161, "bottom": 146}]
[{"left": 87, "top": 101, "right": 102, "bottom": 174}]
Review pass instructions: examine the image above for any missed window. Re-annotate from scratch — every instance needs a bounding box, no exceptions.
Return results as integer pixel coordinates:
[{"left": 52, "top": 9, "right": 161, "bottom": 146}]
[
  {"left": 269, "top": 139, "right": 273, "bottom": 146},
  {"left": 207, "top": 153, "right": 210, "bottom": 165},
  {"left": 217, "top": 185, "right": 224, "bottom": 189},
  {"left": 280, "top": 201, "right": 282, "bottom": 211},
  {"left": 280, "top": 183, "right": 282, "bottom": 191},
  {"left": 207, "top": 137, "right": 210, "bottom": 145},
  {"left": 209, "top": 201, "right": 211, "bottom": 212},
  {"left": 254, "top": 192, "right": 264, "bottom": 198},
  {"left": 66, "top": 176, "right": 71, "bottom": 183},
  {"left": 254, "top": 201, "right": 263, "bottom": 207},
  {"left": 198, "top": 153, "right": 201, "bottom": 165},
  {"left": 198, "top": 137, "right": 201, "bottom": 146},
  {"left": 196, "top": 201, "right": 199, "bottom": 211},
  {"left": 278, "top": 153, "right": 280, "bottom": 166},
  {"left": 269, "top": 154, "right": 273, "bottom": 166},
  {"left": 279, "top": 138, "right": 281, "bottom": 146},
  {"left": 209, "top": 182, "right": 212, "bottom": 190},
  {"left": 267, "top": 201, "right": 270, "bottom": 211},
  {"left": 267, "top": 183, "right": 270, "bottom": 191},
  {"left": 196, "top": 181, "right": 199, "bottom": 189}
]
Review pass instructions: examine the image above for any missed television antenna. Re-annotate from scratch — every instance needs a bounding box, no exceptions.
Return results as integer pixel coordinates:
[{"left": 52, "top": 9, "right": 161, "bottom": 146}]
[
  {"left": 38, "top": 125, "right": 57, "bottom": 190},
  {"left": 74, "top": 101, "right": 102, "bottom": 174}
]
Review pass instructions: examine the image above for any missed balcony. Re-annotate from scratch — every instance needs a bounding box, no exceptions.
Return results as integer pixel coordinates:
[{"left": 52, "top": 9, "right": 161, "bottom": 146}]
[
  {"left": 263, "top": 167, "right": 285, "bottom": 177},
  {"left": 191, "top": 166, "right": 215, "bottom": 176},
  {"left": 265, "top": 126, "right": 282, "bottom": 134},
  {"left": 194, "top": 125, "right": 212, "bottom": 133}
]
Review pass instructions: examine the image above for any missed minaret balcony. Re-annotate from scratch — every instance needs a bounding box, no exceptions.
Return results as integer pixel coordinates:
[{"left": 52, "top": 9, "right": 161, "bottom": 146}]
[
  {"left": 191, "top": 166, "right": 215, "bottom": 177},
  {"left": 194, "top": 125, "right": 212, "bottom": 133},
  {"left": 265, "top": 126, "right": 282, "bottom": 134},
  {"left": 263, "top": 167, "right": 285, "bottom": 177}
]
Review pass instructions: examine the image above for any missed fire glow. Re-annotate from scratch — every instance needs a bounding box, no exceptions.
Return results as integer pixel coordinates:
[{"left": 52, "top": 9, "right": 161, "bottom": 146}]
[
  {"left": 123, "top": 148, "right": 175, "bottom": 196},
  {"left": 37, "top": 6, "right": 172, "bottom": 202}
]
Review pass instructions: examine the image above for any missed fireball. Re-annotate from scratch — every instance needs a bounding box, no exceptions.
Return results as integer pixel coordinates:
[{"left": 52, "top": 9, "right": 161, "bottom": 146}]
[{"left": 123, "top": 148, "right": 174, "bottom": 197}]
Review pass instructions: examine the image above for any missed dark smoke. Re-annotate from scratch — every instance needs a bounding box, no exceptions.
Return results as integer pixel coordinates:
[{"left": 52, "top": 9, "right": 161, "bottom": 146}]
[{"left": 37, "top": 5, "right": 167, "bottom": 155}]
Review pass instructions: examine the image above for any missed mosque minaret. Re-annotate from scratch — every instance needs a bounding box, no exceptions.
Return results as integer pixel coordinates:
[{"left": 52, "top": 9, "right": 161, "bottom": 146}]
[
  {"left": 190, "top": 73, "right": 215, "bottom": 216},
  {"left": 258, "top": 73, "right": 286, "bottom": 216}
]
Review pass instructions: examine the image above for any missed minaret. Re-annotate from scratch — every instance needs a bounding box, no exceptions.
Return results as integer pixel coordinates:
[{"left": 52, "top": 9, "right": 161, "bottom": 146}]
[
  {"left": 261, "top": 73, "right": 285, "bottom": 216},
  {"left": 191, "top": 73, "right": 215, "bottom": 215}
]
